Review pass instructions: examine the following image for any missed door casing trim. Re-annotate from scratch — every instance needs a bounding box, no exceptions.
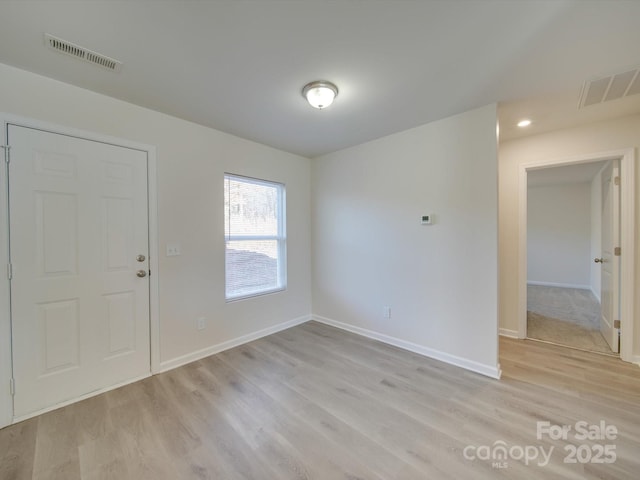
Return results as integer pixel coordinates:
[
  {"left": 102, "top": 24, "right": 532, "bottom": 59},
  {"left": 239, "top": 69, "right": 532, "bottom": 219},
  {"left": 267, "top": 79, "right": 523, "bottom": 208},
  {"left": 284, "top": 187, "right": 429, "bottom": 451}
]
[
  {"left": 0, "top": 113, "right": 160, "bottom": 428},
  {"left": 517, "top": 148, "right": 636, "bottom": 363}
]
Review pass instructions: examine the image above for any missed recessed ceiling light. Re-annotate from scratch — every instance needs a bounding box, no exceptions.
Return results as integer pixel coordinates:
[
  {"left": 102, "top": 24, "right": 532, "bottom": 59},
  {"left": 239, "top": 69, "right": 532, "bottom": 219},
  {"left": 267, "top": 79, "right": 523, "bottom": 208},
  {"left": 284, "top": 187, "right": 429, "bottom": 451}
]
[
  {"left": 517, "top": 119, "right": 532, "bottom": 128},
  {"left": 302, "top": 81, "right": 338, "bottom": 109}
]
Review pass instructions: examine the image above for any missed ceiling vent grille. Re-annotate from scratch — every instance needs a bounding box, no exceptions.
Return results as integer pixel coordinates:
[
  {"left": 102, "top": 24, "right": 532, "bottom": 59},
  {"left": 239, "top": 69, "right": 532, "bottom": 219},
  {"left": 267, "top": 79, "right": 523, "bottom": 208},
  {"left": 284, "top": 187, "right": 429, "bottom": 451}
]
[
  {"left": 579, "top": 66, "right": 640, "bottom": 108},
  {"left": 44, "top": 33, "right": 122, "bottom": 72}
]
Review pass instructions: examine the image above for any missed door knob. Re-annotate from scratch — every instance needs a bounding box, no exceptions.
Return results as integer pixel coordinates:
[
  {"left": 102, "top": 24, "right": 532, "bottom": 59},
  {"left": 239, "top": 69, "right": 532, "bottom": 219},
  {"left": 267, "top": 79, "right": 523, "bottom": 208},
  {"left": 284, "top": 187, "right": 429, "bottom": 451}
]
[
  {"left": 136, "top": 254, "right": 146, "bottom": 262},
  {"left": 136, "top": 270, "right": 148, "bottom": 278},
  {"left": 594, "top": 258, "right": 604, "bottom": 263}
]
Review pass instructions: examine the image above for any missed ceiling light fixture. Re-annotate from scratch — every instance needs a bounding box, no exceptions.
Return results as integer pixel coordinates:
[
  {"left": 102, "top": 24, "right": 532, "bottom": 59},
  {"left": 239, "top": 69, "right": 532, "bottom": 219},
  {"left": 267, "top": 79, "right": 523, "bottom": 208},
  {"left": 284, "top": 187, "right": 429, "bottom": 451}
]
[
  {"left": 517, "top": 119, "right": 532, "bottom": 128},
  {"left": 302, "top": 81, "right": 338, "bottom": 109}
]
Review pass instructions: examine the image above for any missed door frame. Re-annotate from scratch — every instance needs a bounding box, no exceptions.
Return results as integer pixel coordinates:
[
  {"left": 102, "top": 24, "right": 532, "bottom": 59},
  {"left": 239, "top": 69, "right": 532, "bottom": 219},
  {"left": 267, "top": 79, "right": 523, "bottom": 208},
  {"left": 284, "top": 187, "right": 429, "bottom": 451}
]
[
  {"left": 0, "top": 113, "right": 160, "bottom": 428},
  {"left": 517, "top": 148, "right": 636, "bottom": 363}
]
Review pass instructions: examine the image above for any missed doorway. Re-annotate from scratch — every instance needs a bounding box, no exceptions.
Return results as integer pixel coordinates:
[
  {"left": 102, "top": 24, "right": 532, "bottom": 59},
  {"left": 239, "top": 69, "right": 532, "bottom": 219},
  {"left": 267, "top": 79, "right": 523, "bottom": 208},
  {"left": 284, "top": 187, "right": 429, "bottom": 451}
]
[
  {"left": 0, "top": 115, "right": 160, "bottom": 427},
  {"left": 517, "top": 149, "right": 635, "bottom": 362},
  {"left": 526, "top": 160, "right": 616, "bottom": 354}
]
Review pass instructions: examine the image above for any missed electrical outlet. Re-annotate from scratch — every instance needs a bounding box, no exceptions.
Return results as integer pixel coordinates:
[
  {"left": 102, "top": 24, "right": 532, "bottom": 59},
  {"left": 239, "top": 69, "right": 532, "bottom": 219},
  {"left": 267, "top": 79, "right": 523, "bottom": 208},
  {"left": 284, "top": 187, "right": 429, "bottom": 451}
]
[
  {"left": 383, "top": 306, "right": 391, "bottom": 319},
  {"left": 166, "top": 244, "right": 181, "bottom": 256},
  {"left": 197, "top": 317, "right": 206, "bottom": 330}
]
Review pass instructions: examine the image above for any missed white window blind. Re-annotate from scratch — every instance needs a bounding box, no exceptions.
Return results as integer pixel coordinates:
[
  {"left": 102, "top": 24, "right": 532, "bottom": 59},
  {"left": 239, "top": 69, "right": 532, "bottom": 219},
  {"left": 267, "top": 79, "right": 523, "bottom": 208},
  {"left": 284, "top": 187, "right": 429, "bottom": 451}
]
[{"left": 224, "top": 174, "right": 286, "bottom": 300}]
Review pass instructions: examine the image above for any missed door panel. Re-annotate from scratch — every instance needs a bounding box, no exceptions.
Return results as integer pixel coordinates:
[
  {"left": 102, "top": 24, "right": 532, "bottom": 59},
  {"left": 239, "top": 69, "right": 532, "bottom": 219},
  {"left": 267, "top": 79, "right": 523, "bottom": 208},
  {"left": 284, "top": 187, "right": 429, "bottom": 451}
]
[
  {"left": 9, "top": 125, "right": 150, "bottom": 418},
  {"left": 103, "top": 197, "right": 134, "bottom": 270},
  {"left": 38, "top": 299, "right": 79, "bottom": 375},
  {"left": 36, "top": 191, "right": 78, "bottom": 276},
  {"left": 104, "top": 291, "right": 136, "bottom": 357},
  {"left": 600, "top": 160, "right": 620, "bottom": 353}
]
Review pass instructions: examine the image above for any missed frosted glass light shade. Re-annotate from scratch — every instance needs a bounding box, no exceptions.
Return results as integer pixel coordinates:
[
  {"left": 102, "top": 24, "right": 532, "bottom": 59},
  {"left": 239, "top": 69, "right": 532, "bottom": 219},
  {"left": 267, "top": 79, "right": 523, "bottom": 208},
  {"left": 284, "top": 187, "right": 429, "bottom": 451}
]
[{"left": 302, "top": 81, "right": 338, "bottom": 109}]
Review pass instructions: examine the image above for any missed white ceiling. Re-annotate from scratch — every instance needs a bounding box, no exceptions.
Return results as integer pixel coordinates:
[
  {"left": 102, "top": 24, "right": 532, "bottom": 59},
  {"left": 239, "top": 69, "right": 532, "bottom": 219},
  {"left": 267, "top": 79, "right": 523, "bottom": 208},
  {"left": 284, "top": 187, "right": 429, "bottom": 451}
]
[{"left": 0, "top": 1, "right": 639, "bottom": 158}]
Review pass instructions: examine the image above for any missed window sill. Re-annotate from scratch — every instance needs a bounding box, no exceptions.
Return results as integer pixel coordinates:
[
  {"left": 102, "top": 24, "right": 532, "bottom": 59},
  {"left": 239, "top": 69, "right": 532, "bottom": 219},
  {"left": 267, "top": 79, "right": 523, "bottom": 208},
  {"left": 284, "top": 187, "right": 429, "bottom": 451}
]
[{"left": 225, "top": 286, "right": 286, "bottom": 303}]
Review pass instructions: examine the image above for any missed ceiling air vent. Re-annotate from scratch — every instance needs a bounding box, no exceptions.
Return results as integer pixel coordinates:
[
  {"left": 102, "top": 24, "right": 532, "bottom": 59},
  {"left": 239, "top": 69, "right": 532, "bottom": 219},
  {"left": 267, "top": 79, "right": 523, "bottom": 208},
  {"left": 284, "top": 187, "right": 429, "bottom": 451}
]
[
  {"left": 44, "top": 33, "right": 122, "bottom": 72},
  {"left": 579, "top": 66, "right": 640, "bottom": 108}
]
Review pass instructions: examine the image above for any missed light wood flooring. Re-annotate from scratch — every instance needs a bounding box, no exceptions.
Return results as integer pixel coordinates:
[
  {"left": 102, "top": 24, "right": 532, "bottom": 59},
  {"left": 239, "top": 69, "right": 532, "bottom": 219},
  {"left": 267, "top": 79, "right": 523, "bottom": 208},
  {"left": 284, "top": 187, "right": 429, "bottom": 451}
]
[{"left": 1, "top": 321, "right": 639, "bottom": 479}]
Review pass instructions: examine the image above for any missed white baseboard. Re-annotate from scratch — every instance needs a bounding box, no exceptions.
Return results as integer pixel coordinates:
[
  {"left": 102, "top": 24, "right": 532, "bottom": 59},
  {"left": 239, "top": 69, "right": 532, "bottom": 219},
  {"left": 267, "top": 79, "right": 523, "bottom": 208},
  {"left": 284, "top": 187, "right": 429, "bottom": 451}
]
[
  {"left": 313, "top": 315, "right": 501, "bottom": 380},
  {"left": 590, "top": 287, "right": 601, "bottom": 304},
  {"left": 527, "top": 281, "right": 591, "bottom": 290},
  {"left": 159, "top": 314, "right": 312, "bottom": 373},
  {"left": 499, "top": 328, "right": 520, "bottom": 338}
]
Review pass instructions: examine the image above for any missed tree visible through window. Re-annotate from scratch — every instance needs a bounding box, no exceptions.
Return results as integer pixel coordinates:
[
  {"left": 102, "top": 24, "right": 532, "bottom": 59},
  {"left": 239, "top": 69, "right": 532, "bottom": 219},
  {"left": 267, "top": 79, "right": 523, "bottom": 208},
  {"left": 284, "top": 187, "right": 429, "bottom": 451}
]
[{"left": 224, "top": 174, "right": 286, "bottom": 300}]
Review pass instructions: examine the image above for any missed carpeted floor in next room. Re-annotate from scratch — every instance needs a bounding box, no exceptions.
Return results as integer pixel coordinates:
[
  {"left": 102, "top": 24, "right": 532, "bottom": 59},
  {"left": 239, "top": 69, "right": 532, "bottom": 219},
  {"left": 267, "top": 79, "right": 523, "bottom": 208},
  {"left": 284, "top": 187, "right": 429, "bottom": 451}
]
[{"left": 527, "top": 284, "right": 614, "bottom": 355}]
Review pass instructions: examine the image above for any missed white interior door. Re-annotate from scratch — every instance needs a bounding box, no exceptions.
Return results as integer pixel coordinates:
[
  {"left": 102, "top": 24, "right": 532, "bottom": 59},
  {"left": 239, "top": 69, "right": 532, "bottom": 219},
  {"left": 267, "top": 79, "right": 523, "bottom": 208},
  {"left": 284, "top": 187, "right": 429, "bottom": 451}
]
[
  {"left": 9, "top": 124, "right": 150, "bottom": 418},
  {"left": 599, "top": 160, "right": 620, "bottom": 353}
]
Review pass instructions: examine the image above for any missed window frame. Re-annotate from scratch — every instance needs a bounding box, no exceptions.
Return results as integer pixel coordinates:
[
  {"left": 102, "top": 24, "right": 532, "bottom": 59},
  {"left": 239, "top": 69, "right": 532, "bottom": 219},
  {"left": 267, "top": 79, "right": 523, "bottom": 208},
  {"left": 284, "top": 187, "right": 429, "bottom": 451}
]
[{"left": 224, "top": 173, "right": 287, "bottom": 301}]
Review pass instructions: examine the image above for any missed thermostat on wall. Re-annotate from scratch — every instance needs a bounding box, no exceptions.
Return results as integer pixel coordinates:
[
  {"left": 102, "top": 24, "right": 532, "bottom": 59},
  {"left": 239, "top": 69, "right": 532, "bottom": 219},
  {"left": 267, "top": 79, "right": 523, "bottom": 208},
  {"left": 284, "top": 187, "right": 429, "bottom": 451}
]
[{"left": 421, "top": 214, "right": 433, "bottom": 225}]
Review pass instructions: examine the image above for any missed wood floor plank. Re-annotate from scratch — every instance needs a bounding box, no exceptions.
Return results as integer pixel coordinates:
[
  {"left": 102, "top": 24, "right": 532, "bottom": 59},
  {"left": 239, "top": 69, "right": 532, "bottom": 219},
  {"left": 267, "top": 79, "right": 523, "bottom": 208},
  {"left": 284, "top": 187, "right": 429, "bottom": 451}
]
[
  {"left": 218, "top": 344, "right": 428, "bottom": 480},
  {"left": 0, "top": 416, "right": 37, "bottom": 480},
  {"left": 156, "top": 365, "right": 288, "bottom": 480},
  {"left": 1, "top": 321, "right": 639, "bottom": 479},
  {"left": 251, "top": 335, "right": 502, "bottom": 479},
  {"left": 32, "top": 406, "right": 82, "bottom": 480},
  {"left": 199, "top": 354, "right": 384, "bottom": 480}
]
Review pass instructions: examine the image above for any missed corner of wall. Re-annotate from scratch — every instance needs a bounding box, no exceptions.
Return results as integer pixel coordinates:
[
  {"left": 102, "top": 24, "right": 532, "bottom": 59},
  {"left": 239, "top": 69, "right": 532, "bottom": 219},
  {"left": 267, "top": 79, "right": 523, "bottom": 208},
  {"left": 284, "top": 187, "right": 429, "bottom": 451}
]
[
  {"left": 314, "top": 315, "right": 502, "bottom": 379},
  {"left": 159, "top": 314, "right": 312, "bottom": 373}
]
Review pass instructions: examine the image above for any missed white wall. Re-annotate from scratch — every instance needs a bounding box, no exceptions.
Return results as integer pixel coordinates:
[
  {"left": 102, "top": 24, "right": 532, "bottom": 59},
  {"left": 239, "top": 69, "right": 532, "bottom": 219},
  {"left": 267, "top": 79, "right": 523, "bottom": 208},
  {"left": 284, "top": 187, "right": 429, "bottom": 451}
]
[
  {"left": 312, "top": 104, "right": 499, "bottom": 377},
  {"left": 590, "top": 166, "right": 605, "bottom": 301},
  {"left": 499, "top": 113, "right": 640, "bottom": 360},
  {"left": 527, "top": 183, "right": 591, "bottom": 288},
  {"left": 0, "top": 63, "right": 312, "bottom": 374}
]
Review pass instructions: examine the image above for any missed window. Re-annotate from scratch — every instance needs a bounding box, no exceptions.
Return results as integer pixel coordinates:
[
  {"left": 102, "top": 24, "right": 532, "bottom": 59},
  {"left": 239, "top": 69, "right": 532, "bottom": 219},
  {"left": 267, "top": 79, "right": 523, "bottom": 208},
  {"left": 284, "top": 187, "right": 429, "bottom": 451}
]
[{"left": 224, "top": 174, "right": 286, "bottom": 300}]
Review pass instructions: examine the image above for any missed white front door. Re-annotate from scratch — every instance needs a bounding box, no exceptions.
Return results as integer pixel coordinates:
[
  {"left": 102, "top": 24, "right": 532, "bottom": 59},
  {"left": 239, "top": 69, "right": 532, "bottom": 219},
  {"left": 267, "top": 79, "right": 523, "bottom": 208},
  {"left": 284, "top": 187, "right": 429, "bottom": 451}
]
[
  {"left": 9, "top": 124, "right": 151, "bottom": 418},
  {"left": 599, "top": 160, "right": 620, "bottom": 353}
]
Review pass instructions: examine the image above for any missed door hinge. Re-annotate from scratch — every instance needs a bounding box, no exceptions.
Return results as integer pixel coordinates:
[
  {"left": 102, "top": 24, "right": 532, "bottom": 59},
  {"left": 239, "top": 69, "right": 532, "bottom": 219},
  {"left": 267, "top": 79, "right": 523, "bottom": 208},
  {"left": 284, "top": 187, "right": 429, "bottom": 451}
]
[
  {"left": 614, "top": 176, "right": 620, "bottom": 186},
  {"left": 613, "top": 320, "right": 621, "bottom": 329},
  {"left": 6, "top": 263, "right": 12, "bottom": 280},
  {"left": 9, "top": 378, "right": 15, "bottom": 396},
  {"left": 0, "top": 145, "right": 10, "bottom": 164},
  {"left": 614, "top": 247, "right": 621, "bottom": 256}
]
